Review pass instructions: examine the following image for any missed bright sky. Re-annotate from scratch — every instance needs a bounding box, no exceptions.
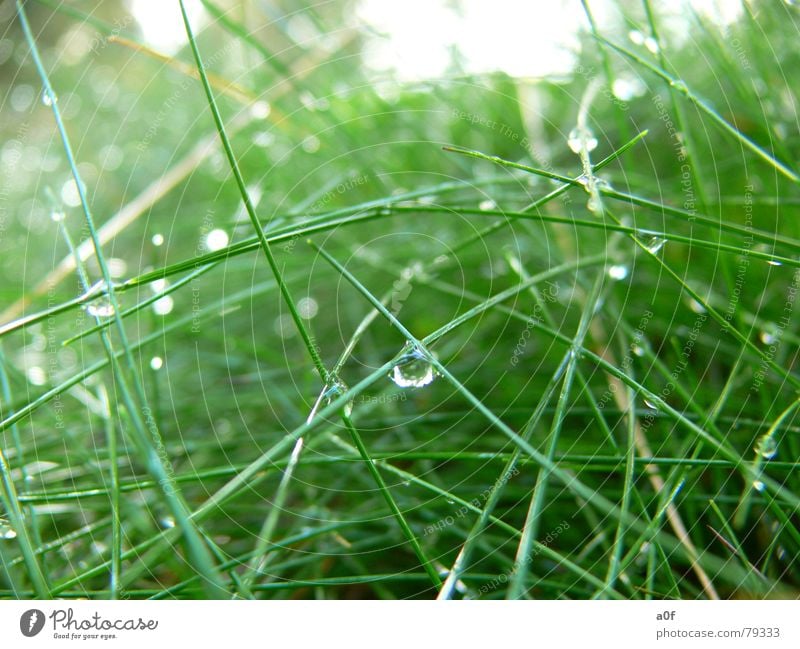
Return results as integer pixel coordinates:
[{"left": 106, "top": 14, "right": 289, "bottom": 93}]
[{"left": 127, "top": 0, "right": 745, "bottom": 80}]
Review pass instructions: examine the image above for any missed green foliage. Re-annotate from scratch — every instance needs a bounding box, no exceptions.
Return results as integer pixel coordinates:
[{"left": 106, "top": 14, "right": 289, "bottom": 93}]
[{"left": 1, "top": 0, "right": 799, "bottom": 599}]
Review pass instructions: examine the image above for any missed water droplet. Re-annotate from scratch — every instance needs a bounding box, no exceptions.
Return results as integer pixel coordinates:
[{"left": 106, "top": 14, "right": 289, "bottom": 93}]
[
  {"left": 42, "top": 88, "right": 57, "bottom": 106},
  {"left": 686, "top": 298, "right": 707, "bottom": 314},
  {"left": 150, "top": 356, "right": 163, "bottom": 371},
  {"left": 767, "top": 258, "right": 783, "bottom": 266},
  {"left": 302, "top": 135, "right": 321, "bottom": 153},
  {"left": 108, "top": 258, "right": 127, "bottom": 278},
  {"left": 402, "top": 481, "right": 411, "bottom": 487},
  {"left": 479, "top": 199, "right": 496, "bottom": 211},
  {"left": 628, "top": 30, "right": 645, "bottom": 46},
  {"left": 152, "top": 296, "right": 174, "bottom": 316},
  {"left": 644, "top": 36, "right": 660, "bottom": 54},
  {"left": 643, "top": 397, "right": 658, "bottom": 410},
  {"left": 297, "top": 297, "right": 318, "bottom": 319},
  {"left": 85, "top": 300, "right": 115, "bottom": 318},
  {"left": 645, "top": 236, "right": 667, "bottom": 254},
  {"left": 205, "top": 228, "right": 229, "bottom": 252},
  {"left": 587, "top": 195, "right": 603, "bottom": 215},
  {"left": 753, "top": 479, "right": 766, "bottom": 492},
  {"left": 1, "top": 525, "right": 17, "bottom": 540},
  {"left": 249, "top": 100, "right": 271, "bottom": 119},
  {"left": 26, "top": 366, "right": 46, "bottom": 386},
  {"left": 760, "top": 327, "right": 778, "bottom": 345},
  {"left": 632, "top": 344, "right": 645, "bottom": 357},
  {"left": 50, "top": 209, "right": 66, "bottom": 223},
  {"left": 612, "top": 77, "right": 646, "bottom": 101},
  {"left": 307, "top": 377, "right": 353, "bottom": 422},
  {"left": 61, "top": 178, "right": 83, "bottom": 207},
  {"left": 669, "top": 79, "right": 688, "bottom": 94},
  {"left": 390, "top": 344, "right": 436, "bottom": 388},
  {"left": 567, "top": 126, "right": 598, "bottom": 154},
  {"left": 160, "top": 516, "right": 176, "bottom": 529},
  {"left": 754, "top": 435, "right": 778, "bottom": 459},
  {"left": 152, "top": 233, "right": 164, "bottom": 246},
  {"left": 607, "top": 264, "right": 629, "bottom": 281}
]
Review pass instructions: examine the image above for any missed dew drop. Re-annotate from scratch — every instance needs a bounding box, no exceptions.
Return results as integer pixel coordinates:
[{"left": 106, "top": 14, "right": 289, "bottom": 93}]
[
  {"left": 628, "top": 30, "right": 645, "bottom": 45},
  {"left": 152, "top": 233, "right": 164, "bottom": 246},
  {"left": 1, "top": 525, "right": 17, "bottom": 540},
  {"left": 302, "top": 135, "right": 321, "bottom": 153},
  {"left": 567, "top": 126, "right": 598, "bottom": 154},
  {"left": 160, "top": 516, "right": 176, "bottom": 529},
  {"left": 390, "top": 344, "right": 436, "bottom": 388},
  {"left": 669, "top": 79, "right": 688, "bottom": 94},
  {"left": 152, "top": 296, "right": 174, "bottom": 316},
  {"left": 760, "top": 328, "right": 778, "bottom": 345},
  {"left": 205, "top": 228, "right": 229, "bottom": 252},
  {"left": 607, "top": 264, "right": 629, "bottom": 281},
  {"left": 42, "top": 88, "right": 57, "bottom": 106},
  {"left": 297, "top": 297, "right": 318, "bottom": 319},
  {"left": 644, "top": 36, "right": 660, "bottom": 54},
  {"left": 767, "top": 258, "right": 783, "bottom": 266},
  {"left": 479, "top": 199, "right": 496, "bottom": 211},
  {"left": 587, "top": 195, "right": 603, "bottom": 215},
  {"left": 85, "top": 300, "right": 115, "bottom": 318},
  {"left": 108, "top": 258, "right": 127, "bottom": 279},
  {"left": 27, "top": 366, "right": 46, "bottom": 386},
  {"left": 308, "top": 377, "right": 353, "bottom": 422},
  {"left": 686, "top": 298, "right": 707, "bottom": 314},
  {"left": 150, "top": 356, "right": 164, "bottom": 371},
  {"left": 643, "top": 397, "right": 659, "bottom": 410},
  {"left": 254, "top": 131, "right": 275, "bottom": 148},
  {"left": 249, "top": 100, "right": 271, "bottom": 119},
  {"left": 645, "top": 236, "right": 667, "bottom": 254},
  {"left": 632, "top": 344, "right": 645, "bottom": 357},
  {"left": 50, "top": 210, "right": 66, "bottom": 223},
  {"left": 753, "top": 479, "right": 766, "bottom": 492},
  {"left": 754, "top": 435, "right": 778, "bottom": 459}
]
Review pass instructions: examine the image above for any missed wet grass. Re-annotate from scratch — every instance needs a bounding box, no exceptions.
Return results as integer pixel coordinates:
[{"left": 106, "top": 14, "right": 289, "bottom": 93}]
[{"left": 1, "top": 0, "right": 799, "bottom": 599}]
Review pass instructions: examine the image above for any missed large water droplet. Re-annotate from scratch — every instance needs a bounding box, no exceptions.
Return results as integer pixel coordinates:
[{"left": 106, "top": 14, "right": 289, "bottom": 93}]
[
  {"left": 567, "top": 126, "right": 598, "bottom": 154},
  {"left": 607, "top": 264, "right": 629, "bottom": 281},
  {"left": 390, "top": 344, "right": 436, "bottom": 388},
  {"left": 754, "top": 435, "right": 778, "bottom": 459},
  {"left": 753, "top": 479, "right": 766, "bottom": 492},
  {"left": 645, "top": 236, "right": 667, "bottom": 254}
]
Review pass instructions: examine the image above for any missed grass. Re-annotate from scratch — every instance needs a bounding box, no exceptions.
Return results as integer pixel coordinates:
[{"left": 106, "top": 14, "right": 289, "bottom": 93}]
[{"left": 0, "top": 0, "right": 799, "bottom": 600}]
